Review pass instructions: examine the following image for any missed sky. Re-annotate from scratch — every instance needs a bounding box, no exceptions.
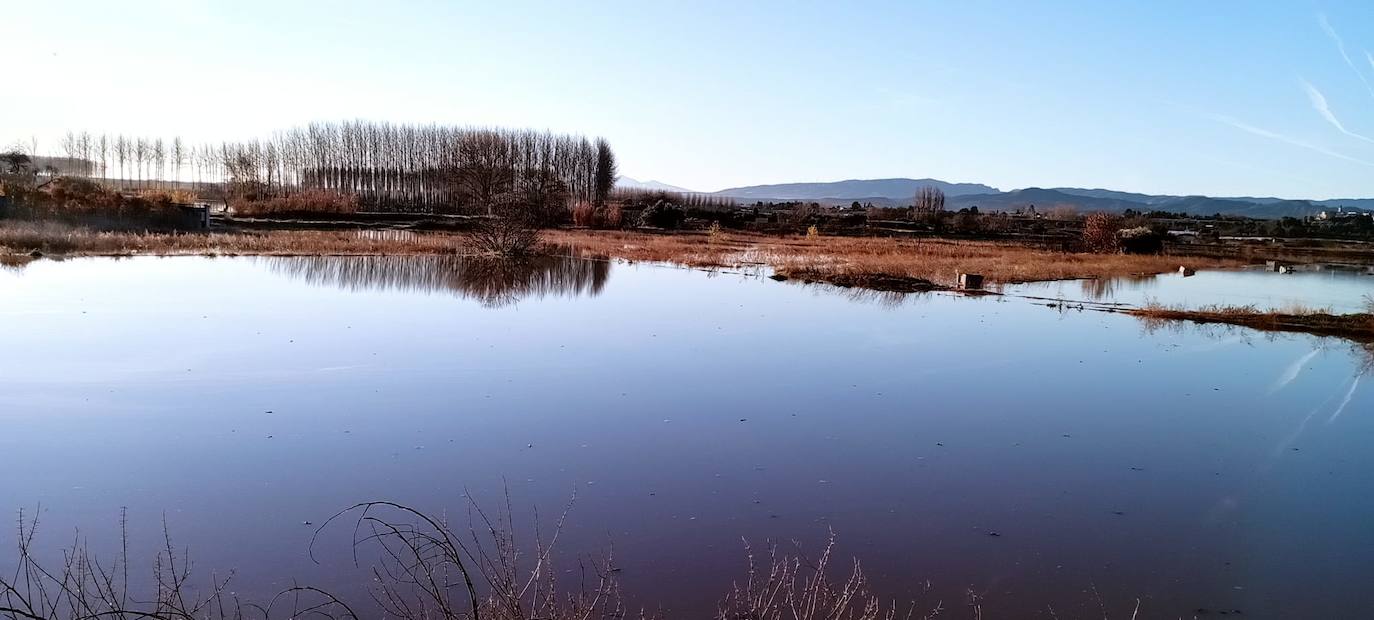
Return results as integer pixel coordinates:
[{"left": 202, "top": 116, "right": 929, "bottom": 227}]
[{"left": 4, "top": 0, "right": 1374, "bottom": 199}]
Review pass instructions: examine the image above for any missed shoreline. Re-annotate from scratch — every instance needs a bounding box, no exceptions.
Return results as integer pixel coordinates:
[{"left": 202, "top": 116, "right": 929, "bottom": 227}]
[{"left": 4, "top": 223, "right": 1371, "bottom": 340}]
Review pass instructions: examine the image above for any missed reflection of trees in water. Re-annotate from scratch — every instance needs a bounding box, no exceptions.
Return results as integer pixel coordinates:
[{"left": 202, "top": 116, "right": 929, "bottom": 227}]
[
  {"left": 261, "top": 251, "right": 610, "bottom": 307},
  {"left": 1357, "top": 341, "right": 1374, "bottom": 375},
  {"left": 1080, "top": 274, "right": 1159, "bottom": 301},
  {"left": 0, "top": 256, "right": 34, "bottom": 273}
]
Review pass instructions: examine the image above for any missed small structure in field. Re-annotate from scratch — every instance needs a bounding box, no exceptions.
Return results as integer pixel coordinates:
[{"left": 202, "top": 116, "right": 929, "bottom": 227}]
[
  {"left": 176, "top": 203, "right": 211, "bottom": 230},
  {"left": 958, "top": 273, "right": 984, "bottom": 290},
  {"left": 1178, "top": 266, "right": 1196, "bottom": 276}
]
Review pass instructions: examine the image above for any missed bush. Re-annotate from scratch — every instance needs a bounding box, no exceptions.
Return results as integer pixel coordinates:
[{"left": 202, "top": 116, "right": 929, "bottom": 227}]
[
  {"left": 233, "top": 190, "right": 359, "bottom": 218},
  {"left": 570, "top": 201, "right": 595, "bottom": 227},
  {"left": 602, "top": 204, "right": 623, "bottom": 228},
  {"left": 637, "top": 200, "right": 685, "bottom": 229},
  {"left": 139, "top": 189, "right": 198, "bottom": 204},
  {"left": 8, "top": 178, "right": 188, "bottom": 230},
  {"left": 1082, "top": 212, "right": 1122, "bottom": 253},
  {"left": 1117, "top": 226, "right": 1163, "bottom": 254}
]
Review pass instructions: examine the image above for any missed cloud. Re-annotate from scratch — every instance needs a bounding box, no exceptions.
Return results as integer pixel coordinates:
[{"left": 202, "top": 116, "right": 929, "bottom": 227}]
[
  {"left": 1301, "top": 80, "right": 1374, "bottom": 144},
  {"left": 1327, "top": 375, "right": 1361, "bottom": 424},
  {"left": 1318, "top": 13, "right": 1374, "bottom": 99},
  {"left": 1271, "top": 348, "right": 1321, "bottom": 393},
  {"left": 1208, "top": 113, "right": 1374, "bottom": 167}
]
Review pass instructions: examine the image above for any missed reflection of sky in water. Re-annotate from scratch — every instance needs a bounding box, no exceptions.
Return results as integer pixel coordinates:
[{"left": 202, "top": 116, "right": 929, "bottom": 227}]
[
  {"left": 0, "top": 257, "right": 1371, "bottom": 619},
  {"left": 1006, "top": 267, "right": 1374, "bottom": 313}
]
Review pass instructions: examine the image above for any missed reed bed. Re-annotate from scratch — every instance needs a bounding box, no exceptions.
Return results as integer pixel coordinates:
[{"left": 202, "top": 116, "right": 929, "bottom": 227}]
[{"left": 546, "top": 229, "right": 1240, "bottom": 287}]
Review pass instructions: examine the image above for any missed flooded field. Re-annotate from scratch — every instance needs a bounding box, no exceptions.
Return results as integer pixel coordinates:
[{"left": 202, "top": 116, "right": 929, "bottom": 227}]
[
  {"left": 2, "top": 256, "right": 1372, "bottom": 618},
  {"left": 1006, "top": 266, "right": 1374, "bottom": 313}
]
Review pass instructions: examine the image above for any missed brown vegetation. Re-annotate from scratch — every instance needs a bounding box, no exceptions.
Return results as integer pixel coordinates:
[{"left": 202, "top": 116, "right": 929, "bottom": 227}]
[
  {"left": 0, "top": 221, "right": 1242, "bottom": 291},
  {"left": 544, "top": 229, "right": 1239, "bottom": 288},
  {"left": 2, "top": 178, "right": 191, "bottom": 230},
  {"left": 2, "top": 499, "right": 955, "bottom": 620},
  {"left": 0, "top": 221, "right": 463, "bottom": 257},
  {"left": 569, "top": 201, "right": 596, "bottom": 227},
  {"left": 1129, "top": 301, "right": 1374, "bottom": 339},
  {"left": 1081, "top": 212, "right": 1122, "bottom": 253},
  {"left": 233, "top": 189, "right": 360, "bottom": 218}
]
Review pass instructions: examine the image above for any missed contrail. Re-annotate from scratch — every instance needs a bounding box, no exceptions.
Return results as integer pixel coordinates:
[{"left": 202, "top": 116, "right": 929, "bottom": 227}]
[
  {"left": 1209, "top": 113, "right": 1374, "bottom": 167},
  {"left": 1271, "top": 348, "right": 1322, "bottom": 394},
  {"left": 1318, "top": 13, "right": 1374, "bottom": 100},
  {"left": 1327, "top": 375, "right": 1361, "bottom": 424},
  {"left": 1302, "top": 80, "right": 1374, "bottom": 144}
]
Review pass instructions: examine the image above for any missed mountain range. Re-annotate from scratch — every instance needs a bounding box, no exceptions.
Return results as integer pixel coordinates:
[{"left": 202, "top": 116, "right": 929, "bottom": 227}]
[
  {"left": 620, "top": 176, "right": 1372, "bottom": 219},
  {"left": 614, "top": 176, "right": 696, "bottom": 193}
]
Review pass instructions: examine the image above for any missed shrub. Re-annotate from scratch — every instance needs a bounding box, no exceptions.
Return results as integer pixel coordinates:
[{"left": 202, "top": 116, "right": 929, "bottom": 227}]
[
  {"left": 233, "top": 190, "right": 359, "bottom": 218},
  {"left": 637, "top": 200, "right": 685, "bottom": 229},
  {"left": 1117, "top": 226, "right": 1163, "bottom": 254},
  {"left": 570, "top": 201, "right": 595, "bottom": 227},
  {"left": 468, "top": 201, "right": 541, "bottom": 256},
  {"left": 10, "top": 178, "right": 186, "bottom": 230},
  {"left": 1082, "top": 212, "right": 1122, "bottom": 253},
  {"left": 806, "top": 224, "right": 820, "bottom": 237},
  {"left": 139, "top": 189, "right": 198, "bottom": 204},
  {"left": 602, "top": 204, "right": 623, "bottom": 228}
]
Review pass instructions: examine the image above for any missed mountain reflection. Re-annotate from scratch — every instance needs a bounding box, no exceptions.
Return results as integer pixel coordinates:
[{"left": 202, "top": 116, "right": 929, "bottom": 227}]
[{"left": 259, "top": 251, "right": 610, "bottom": 307}]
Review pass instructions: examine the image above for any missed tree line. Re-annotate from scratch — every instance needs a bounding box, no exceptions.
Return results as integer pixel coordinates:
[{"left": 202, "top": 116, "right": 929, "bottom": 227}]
[{"left": 28, "top": 122, "right": 617, "bottom": 220}]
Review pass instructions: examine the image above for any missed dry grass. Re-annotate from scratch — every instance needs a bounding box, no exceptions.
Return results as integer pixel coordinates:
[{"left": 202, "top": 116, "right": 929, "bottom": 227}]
[
  {"left": 545, "top": 229, "right": 1240, "bottom": 288},
  {"left": 2, "top": 224, "right": 1241, "bottom": 290},
  {"left": 0, "top": 221, "right": 465, "bottom": 257},
  {"left": 1130, "top": 301, "right": 1374, "bottom": 339},
  {"left": 3, "top": 497, "right": 964, "bottom": 620},
  {"left": 232, "top": 190, "right": 360, "bottom": 217}
]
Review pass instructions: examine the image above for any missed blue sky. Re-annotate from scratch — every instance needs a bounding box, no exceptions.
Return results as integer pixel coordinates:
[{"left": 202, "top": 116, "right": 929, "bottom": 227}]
[{"left": 5, "top": 0, "right": 1374, "bottom": 198}]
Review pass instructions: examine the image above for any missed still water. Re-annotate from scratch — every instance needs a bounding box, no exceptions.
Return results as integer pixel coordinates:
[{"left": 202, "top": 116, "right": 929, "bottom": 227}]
[
  {"left": 1006, "top": 266, "right": 1374, "bottom": 313},
  {"left": 2, "top": 256, "right": 1372, "bottom": 618}
]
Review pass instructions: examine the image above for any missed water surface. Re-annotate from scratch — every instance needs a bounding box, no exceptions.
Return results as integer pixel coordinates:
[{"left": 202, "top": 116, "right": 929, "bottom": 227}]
[
  {"left": 1005, "top": 266, "right": 1373, "bottom": 313},
  {"left": 2, "top": 256, "right": 1371, "bottom": 619}
]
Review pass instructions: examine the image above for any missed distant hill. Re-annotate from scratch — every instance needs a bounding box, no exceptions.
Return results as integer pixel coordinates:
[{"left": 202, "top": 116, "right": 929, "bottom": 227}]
[
  {"left": 713, "top": 178, "right": 997, "bottom": 201},
  {"left": 1049, "top": 187, "right": 1174, "bottom": 206},
  {"left": 946, "top": 188, "right": 1150, "bottom": 213},
  {"left": 697, "top": 176, "right": 1370, "bottom": 219},
  {"left": 948, "top": 189, "right": 1349, "bottom": 219},
  {"left": 615, "top": 176, "right": 696, "bottom": 193}
]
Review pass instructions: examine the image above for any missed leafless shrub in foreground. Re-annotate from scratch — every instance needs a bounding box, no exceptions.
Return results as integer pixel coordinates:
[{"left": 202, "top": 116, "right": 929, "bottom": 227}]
[
  {"left": 0, "top": 508, "right": 357, "bottom": 620},
  {"left": 313, "top": 491, "right": 630, "bottom": 620},
  {"left": 716, "top": 532, "right": 941, "bottom": 620}
]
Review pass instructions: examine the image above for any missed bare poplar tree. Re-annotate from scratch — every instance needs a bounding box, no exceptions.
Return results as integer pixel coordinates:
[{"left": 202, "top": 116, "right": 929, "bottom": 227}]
[
  {"left": 913, "top": 185, "right": 945, "bottom": 216},
  {"left": 115, "top": 135, "right": 129, "bottom": 187},
  {"left": 98, "top": 134, "right": 109, "bottom": 180},
  {"left": 153, "top": 138, "right": 166, "bottom": 190},
  {"left": 171, "top": 136, "right": 185, "bottom": 187}
]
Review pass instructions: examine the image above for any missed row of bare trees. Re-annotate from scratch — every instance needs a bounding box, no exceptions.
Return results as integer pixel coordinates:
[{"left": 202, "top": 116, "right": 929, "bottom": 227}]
[
  {"left": 43, "top": 123, "right": 617, "bottom": 219},
  {"left": 55, "top": 131, "right": 200, "bottom": 191},
  {"left": 218, "top": 122, "right": 615, "bottom": 215}
]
